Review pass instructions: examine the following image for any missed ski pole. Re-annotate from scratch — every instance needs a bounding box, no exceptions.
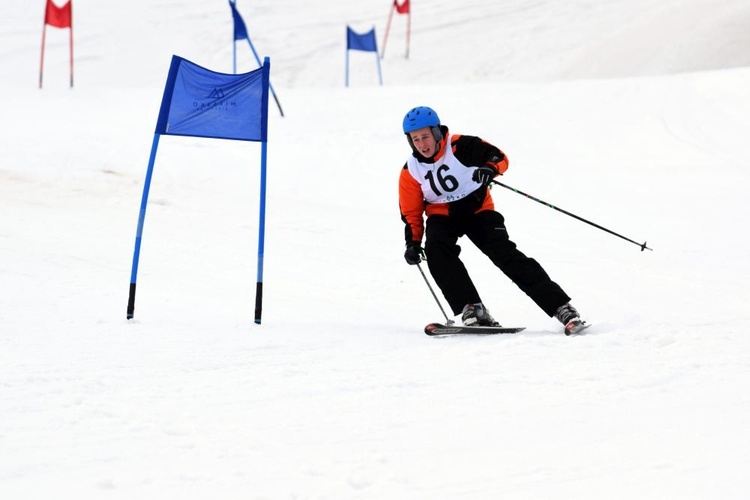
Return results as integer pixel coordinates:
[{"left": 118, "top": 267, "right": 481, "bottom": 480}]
[
  {"left": 492, "top": 180, "right": 652, "bottom": 252},
  {"left": 416, "top": 262, "right": 455, "bottom": 325}
]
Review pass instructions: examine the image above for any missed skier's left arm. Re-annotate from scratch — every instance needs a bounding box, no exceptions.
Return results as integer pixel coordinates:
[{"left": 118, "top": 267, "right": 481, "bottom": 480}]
[{"left": 452, "top": 135, "right": 509, "bottom": 184}]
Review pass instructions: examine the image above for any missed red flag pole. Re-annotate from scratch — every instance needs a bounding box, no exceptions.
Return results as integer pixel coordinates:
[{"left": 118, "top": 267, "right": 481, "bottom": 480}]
[
  {"left": 381, "top": 2, "right": 395, "bottom": 59},
  {"left": 406, "top": 7, "right": 411, "bottom": 59},
  {"left": 69, "top": 2, "right": 74, "bottom": 88},
  {"left": 39, "top": 22, "right": 47, "bottom": 89}
]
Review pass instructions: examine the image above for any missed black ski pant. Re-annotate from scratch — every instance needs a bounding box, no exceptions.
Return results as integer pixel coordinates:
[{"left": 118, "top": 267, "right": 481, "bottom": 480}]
[{"left": 424, "top": 211, "right": 571, "bottom": 317}]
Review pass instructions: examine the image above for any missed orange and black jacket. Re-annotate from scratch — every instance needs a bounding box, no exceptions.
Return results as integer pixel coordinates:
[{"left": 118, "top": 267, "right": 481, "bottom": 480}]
[{"left": 399, "top": 126, "right": 509, "bottom": 245}]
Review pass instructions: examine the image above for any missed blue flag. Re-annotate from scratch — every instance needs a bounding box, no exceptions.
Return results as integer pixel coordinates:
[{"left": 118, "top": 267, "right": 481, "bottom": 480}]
[
  {"left": 228, "top": 0, "right": 249, "bottom": 41},
  {"left": 155, "top": 55, "right": 269, "bottom": 142},
  {"left": 347, "top": 26, "right": 378, "bottom": 52}
]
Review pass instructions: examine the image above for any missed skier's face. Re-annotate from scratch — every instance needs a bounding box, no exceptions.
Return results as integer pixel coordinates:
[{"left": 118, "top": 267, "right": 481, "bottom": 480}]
[{"left": 409, "top": 127, "right": 437, "bottom": 158}]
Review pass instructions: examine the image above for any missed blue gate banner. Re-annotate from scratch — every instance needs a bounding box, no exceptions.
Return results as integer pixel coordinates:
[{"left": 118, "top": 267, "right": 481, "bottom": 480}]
[
  {"left": 347, "top": 26, "right": 378, "bottom": 52},
  {"left": 155, "top": 55, "right": 268, "bottom": 142}
]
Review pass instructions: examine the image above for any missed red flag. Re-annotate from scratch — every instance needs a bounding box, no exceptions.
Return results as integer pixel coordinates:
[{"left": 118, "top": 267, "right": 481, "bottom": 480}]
[
  {"left": 45, "top": 0, "right": 72, "bottom": 29},
  {"left": 395, "top": 0, "right": 410, "bottom": 15}
]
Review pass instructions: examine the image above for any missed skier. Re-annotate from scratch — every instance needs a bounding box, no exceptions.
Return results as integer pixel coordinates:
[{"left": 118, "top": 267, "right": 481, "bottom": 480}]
[{"left": 398, "top": 106, "right": 587, "bottom": 335}]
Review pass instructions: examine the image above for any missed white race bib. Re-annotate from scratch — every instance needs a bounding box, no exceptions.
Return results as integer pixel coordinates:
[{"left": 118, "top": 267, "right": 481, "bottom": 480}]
[{"left": 406, "top": 134, "right": 480, "bottom": 204}]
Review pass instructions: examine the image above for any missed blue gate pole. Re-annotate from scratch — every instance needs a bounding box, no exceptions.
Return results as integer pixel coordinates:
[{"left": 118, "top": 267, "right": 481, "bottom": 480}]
[
  {"left": 127, "top": 133, "right": 161, "bottom": 319},
  {"left": 345, "top": 49, "right": 350, "bottom": 87},
  {"left": 232, "top": 38, "right": 237, "bottom": 74},
  {"left": 375, "top": 51, "right": 383, "bottom": 86},
  {"left": 255, "top": 57, "right": 271, "bottom": 325},
  {"left": 255, "top": 138, "right": 268, "bottom": 324}
]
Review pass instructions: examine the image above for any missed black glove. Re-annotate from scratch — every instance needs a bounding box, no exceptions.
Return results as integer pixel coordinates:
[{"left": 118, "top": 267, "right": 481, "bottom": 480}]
[
  {"left": 404, "top": 242, "right": 425, "bottom": 265},
  {"left": 472, "top": 165, "right": 498, "bottom": 186}
]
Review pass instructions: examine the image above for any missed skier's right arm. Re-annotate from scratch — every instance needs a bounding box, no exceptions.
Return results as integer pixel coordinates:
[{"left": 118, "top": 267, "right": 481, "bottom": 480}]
[{"left": 399, "top": 165, "right": 425, "bottom": 245}]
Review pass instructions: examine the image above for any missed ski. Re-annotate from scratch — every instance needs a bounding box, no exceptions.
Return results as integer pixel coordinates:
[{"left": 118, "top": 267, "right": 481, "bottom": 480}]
[{"left": 425, "top": 323, "right": 526, "bottom": 336}]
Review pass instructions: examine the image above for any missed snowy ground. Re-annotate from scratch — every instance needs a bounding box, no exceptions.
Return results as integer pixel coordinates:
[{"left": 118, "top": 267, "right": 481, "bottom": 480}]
[{"left": 1, "top": 1, "right": 750, "bottom": 498}]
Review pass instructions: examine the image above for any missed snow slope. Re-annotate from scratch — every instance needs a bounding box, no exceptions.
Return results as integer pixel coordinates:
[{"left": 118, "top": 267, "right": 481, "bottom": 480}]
[{"left": 1, "top": 1, "right": 750, "bottom": 498}]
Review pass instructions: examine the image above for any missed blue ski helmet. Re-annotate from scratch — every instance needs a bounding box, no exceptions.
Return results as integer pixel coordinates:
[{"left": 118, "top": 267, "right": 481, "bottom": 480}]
[{"left": 402, "top": 106, "right": 440, "bottom": 134}]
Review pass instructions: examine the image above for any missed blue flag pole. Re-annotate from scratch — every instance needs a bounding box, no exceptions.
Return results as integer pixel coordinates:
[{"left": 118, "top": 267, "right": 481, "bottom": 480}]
[
  {"left": 232, "top": 39, "right": 237, "bottom": 74},
  {"left": 255, "top": 57, "right": 271, "bottom": 324},
  {"left": 375, "top": 51, "right": 383, "bottom": 86},
  {"left": 127, "top": 133, "right": 161, "bottom": 319},
  {"left": 255, "top": 138, "right": 267, "bottom": 324},
  {"left": 345, "top": 46, "right": 350, "bottom": 87},
  {"left": 229, "top": 0, "right": 242, "bottom": 74}
]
